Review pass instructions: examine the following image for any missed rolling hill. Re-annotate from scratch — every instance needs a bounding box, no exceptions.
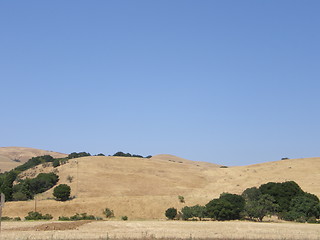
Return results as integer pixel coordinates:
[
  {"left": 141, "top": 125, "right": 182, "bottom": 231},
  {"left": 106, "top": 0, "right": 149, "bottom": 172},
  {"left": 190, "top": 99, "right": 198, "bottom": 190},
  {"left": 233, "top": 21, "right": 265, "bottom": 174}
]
[
  {"left": 2, "top": 149, "right": 320, "bottom": 220},
  {"left": 0, "top": 147, "right": 67, "bottom": 172}
]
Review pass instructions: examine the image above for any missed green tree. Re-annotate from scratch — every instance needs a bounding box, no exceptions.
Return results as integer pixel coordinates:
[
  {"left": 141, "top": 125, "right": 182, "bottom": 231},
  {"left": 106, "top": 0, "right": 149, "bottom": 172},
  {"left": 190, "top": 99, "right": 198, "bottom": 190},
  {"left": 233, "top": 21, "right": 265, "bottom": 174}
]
[
  {"left": 53, "top": 184, "right": 71, "bottom": 201},
  {"left": 181, "top": 205, "right": 205, "bottom": 220},
  {"left": 68, "top": 152, "right": 91, "bottom": 159},
  {"left": 259, "top": 181, "right": 304, "bottom": 212},
  {"left": 52, "top": 159, "right": 60, "bottom": 168},
  {"left": 103, "top": 208, "right": 114, "bottom": 218},
  {"left": 165, "top": 207, "right": 177, "bottom": 220},
  {"left": 242, "top": 187, "right": 262, "bottom": 201},
  {"left": 206, "top": 193, "right": 245, "bottom": 220},
  {"left": 243, "top": 194, "right": 279, "bottom": 221}
]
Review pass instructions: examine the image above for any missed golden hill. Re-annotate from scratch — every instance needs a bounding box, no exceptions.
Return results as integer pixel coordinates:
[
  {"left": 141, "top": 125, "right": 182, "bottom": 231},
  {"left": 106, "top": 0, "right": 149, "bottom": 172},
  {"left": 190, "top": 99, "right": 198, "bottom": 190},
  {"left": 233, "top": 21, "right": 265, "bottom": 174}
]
[
  {"left": 0, "top": 147, "right": 67, "bottom": 172},
  {"left": 3, "top": 154, "right": 320, "bottom": 220}
]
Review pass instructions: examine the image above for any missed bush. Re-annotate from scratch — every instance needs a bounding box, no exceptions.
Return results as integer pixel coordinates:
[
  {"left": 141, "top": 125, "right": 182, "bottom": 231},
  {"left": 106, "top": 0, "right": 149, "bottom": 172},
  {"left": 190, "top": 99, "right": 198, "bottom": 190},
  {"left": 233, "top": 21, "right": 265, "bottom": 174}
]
[
  {"left": 53, "top": 184, "right": 71, "bottom": 201},
  {"left": 121, "top": 216, "right": 128, "bottom": 221},
  {"left": 68, "top": 152, "right": 91, "bottom": 159},
  {"left": 181, "top": 205, "right": 206, "bottom": 221},
  {"left": 25, "top": 211, "right": 53, "bottom": 220},
  {"left": 103, "top": 208, "right": 114, "bottom": 218},
  {"left": 52, "top": 159, "right": 60, "bottom": 168},
  {"left": 206, "top": 193, "right": 245, "bottom": 220},
  {"left": 165, "top": 207, "right": 177, "bottom": 220},
  {"left": 12, "top": 191, "right": 28, "bottom": 201},
  {"left": 59, "top": 213, "right": 97, "bottom": 221},
  {"left": 178, "top": 195, "right": 185, "bottom": 203}
]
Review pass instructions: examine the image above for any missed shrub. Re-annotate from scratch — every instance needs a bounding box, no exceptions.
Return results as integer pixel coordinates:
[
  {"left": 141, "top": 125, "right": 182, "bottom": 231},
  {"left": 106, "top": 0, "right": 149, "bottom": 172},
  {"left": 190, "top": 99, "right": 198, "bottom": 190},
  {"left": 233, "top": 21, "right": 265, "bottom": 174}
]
[
  {"left": 165, "top": 207, "right": 177, "bottom": 220},
  {"left": 25, "top": 211, "right": 53, "bottom": 220},
  {"left": 53, "top": 184, "right": 71, "bottom": 201},
  {"left": 103, "top": 208, "right": 114, "bottom": 218},
  {"left": 206, "top": 193, "right": 245, "bottom": 220},
  {"left": 67, "top": 175, "right": 73, "bottom": 183},
  {"left": 12, "top": 191, "right": 28, "bottom": 201},
  {"left": 52, "top": 159, "right": 60, "bottom": 168},
  {"left": 181, "top": 205, "right": 206, "bottom": 220},
  {"left": 178, "top": 195, "right": 185, "bottom": 203},
  {"left": 68, "top": 152, "right": 91, "bottom": 159},
  {"left": 220, "top": 166, "right": 228, "bottom": 168},
  {"left": 121, "top": 216, "right": 128, "bottom": 221}
]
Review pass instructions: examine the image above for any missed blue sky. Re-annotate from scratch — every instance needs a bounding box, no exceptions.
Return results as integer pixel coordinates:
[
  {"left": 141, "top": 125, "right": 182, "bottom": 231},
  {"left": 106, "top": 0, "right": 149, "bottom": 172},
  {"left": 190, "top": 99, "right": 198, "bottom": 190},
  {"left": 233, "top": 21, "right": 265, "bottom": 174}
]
[{"left": 1, "top": 1, "right": 319, "bottom": 166}]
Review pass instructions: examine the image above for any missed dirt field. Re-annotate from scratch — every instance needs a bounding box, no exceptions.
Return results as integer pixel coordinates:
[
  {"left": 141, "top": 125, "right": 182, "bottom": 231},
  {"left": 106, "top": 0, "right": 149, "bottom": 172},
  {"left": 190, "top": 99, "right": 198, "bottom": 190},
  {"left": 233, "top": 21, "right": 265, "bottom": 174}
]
[{"left": 1, "top": 220, "right": 320, "bottom": 240}]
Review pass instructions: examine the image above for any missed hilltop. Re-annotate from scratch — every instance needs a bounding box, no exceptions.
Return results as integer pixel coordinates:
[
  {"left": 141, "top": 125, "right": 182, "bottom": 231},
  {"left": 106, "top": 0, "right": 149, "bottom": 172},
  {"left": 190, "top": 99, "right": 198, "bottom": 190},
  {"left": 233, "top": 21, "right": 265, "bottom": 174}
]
[
  {"left": 2, "top": 149, "right": 320, "bottom": 220},
  {"left": 0, "top": 147, "right": 67, "bottom": 172}
]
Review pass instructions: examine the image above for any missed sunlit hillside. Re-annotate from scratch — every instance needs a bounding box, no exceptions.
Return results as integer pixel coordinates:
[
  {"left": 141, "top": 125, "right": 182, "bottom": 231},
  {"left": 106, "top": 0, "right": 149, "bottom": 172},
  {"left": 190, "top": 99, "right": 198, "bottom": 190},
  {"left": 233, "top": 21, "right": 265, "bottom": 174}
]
[{"left": 3, "top": 152, "right": 320, "bottom": 220}]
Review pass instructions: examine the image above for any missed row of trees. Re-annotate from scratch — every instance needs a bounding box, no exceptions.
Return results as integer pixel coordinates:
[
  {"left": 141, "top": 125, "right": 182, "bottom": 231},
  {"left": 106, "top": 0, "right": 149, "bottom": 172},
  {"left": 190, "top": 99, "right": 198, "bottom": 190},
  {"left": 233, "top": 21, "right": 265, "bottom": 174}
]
[{"left": 166, "top": 181, "right": 320, "bottom": 223}]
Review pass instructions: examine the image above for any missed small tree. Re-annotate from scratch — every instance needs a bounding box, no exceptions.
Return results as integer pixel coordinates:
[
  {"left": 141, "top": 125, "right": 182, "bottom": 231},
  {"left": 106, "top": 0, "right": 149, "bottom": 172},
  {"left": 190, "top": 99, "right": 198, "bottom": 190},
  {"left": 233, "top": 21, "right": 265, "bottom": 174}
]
[
  {"left": 103, "top": 208, "right": 114, "bottom": 218},
  {"left": 165, "top": 207, "right": 177, "bottom": 220},
  {"left": 53, "top": 184, "right": 71, "bottom": 201},
  {"left": 178, "top": 195, "right": 185, "bottom": 203},
  {"left": 52, "top": 159, "right": 60, "bottom": 168}
]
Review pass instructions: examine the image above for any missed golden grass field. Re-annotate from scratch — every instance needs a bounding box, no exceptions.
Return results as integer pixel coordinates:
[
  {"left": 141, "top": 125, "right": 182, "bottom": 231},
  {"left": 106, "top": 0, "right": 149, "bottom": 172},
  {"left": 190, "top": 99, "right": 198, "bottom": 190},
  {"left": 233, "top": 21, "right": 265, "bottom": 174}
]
[
  {"left": 1, "top": 220, "right": 320, "bottom": 240},
  {"left": 0, "top": 147, "right": 320, "bottom": 239}
]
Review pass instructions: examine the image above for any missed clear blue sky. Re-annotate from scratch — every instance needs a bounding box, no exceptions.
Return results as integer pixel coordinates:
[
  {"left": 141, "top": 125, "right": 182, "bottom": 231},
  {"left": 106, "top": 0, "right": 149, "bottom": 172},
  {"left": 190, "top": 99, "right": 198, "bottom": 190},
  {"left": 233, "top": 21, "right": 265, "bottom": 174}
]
[{"left": 1, "top": 1, "right": 319, "bottom": 166}]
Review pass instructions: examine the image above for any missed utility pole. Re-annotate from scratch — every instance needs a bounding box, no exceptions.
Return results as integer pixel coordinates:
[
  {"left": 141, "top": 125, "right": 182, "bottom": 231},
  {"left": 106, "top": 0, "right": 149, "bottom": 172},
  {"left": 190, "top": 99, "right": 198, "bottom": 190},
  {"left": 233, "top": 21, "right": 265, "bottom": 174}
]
[
  {"left": 0, "top": 193, "right": 5, "bottom": 234},
  {"left": 76, "top": 160, "right": 79, "bottom": 197}
]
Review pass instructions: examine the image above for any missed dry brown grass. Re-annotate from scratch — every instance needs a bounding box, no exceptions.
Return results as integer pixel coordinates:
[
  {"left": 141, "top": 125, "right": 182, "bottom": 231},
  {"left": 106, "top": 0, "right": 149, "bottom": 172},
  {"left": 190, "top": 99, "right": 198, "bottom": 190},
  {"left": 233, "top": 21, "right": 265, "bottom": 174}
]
[
  {"left": 1, "top": 220, "right": 320, "bottom": 240},
  {"left": 3, "top": 154, "right": 320, "bottom": 220}
]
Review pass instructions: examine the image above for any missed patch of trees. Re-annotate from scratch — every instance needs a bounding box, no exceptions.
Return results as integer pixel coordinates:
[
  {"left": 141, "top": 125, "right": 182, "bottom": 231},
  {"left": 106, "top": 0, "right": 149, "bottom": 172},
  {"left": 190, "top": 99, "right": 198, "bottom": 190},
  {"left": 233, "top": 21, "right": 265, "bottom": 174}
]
[
  {"left": 113, "top": 151, "right": 152, "bottom": 158},
  {"left": 12, "top": 173, "right": 59, "bottom": 201},
  {"left": 68, "top": 152, "right": 91, "bottom": 159},
  {"left": 15, "top": 155, "right": 54, "bottom": 172},
  {"left": 165, "top": 181, "right": 320, "bottom": 223}
]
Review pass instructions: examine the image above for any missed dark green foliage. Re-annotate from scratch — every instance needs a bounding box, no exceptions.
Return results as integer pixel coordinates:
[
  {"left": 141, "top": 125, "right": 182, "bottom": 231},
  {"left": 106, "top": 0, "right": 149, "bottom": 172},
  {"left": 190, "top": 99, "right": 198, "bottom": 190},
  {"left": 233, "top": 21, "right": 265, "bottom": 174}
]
[
  {"left": 15, "top": 155, "right": 54, "bottom": 172},
  {"left": 181, "top": 205, "right": 205, "bottom": 220},
  {"left": 243, "top": 194, "right": 279, "bottom": 221},
  {"left": 53, "top": 184, "right": 71, "bottom": 201},
  {"left": 13, "top": 172, "right": 59, "bottom": 200},
  {"left": 205, "top": 193, "right": 245, "bottom": 220},
  {"left": 0, "top": 171, "right": 17, "bottom": 201},
  {"left": 241, "top": 181, "right": 320, "bottom": 222},
  {"left": 25, "top": 211, "right": 53, "bottom": 220},
  {"left": 121, "top": 216, "right": 128, "bottom": 221},
  {"left": 1, "top": 216, "right": 21, "bottom": 221},
  {"left": 220, "top": 166, "right": 228, "bottom": 168},
  {"left": 242, "top": 187, "right": 262, "bottom": 201},
  {"left": 52, "top": 159, "right": 60, "bottom": 168},
  {"left": 282, "top": 195, "right": 320, "bottom": 222},
  {"left": 259, "top": 181, "right": 304, "bottom": 212},
  {"left": 58, "top": 213, "right": 99, "bottom": 221},
  {"left": 113, "top": 152, "right": 151, "bottom": 158},
  {"left": 165, "top": 207, "right": 177, "bottom": 220},
  {"left": 12, "top": 191, "right": 28, "bottom": 201},
  {"left": 68, "top": 152, "right": 91, "bottom": 159},
  {"left": 96, "top": 153, "right": 105, "bottom": 156}
]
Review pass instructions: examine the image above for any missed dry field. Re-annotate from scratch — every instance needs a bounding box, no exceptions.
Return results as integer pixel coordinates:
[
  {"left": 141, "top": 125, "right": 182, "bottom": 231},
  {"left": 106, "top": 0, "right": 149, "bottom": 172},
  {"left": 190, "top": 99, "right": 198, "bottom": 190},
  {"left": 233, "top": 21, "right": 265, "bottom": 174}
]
[
  {"left": 3, "top": 154, "right": 320, "bottom": 220},
  {"left": 1, "top": 220, "right": 320, "bottom": 240}
]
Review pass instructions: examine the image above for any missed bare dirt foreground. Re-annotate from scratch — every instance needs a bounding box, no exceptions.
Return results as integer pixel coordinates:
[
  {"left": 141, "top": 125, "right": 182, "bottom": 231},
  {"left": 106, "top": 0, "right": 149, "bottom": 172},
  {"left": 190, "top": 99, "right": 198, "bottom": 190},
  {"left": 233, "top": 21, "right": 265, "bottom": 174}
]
[{"left": 1, "top": 220, "right": 320, "bottom": 240}]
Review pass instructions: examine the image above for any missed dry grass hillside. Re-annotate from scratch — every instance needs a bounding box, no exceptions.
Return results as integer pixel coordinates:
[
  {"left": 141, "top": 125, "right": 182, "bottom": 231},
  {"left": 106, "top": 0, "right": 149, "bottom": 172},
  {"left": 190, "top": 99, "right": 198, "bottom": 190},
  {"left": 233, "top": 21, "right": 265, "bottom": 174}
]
[
  {"left": 3, "top": 153, "right": 320, "bottom": 220},
  {"left": 0, "top": 147, "right": 67, "bottom": 172}
]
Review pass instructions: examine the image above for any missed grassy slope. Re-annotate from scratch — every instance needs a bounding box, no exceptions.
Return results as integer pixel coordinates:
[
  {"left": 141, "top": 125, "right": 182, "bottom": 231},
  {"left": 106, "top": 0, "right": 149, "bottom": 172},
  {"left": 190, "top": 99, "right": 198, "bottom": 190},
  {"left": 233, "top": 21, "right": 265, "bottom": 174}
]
[
  {"left": 3, "top": 154, "right": 320, "bottom": 220},
  {"left": 0, "top": 147, "right": 67, "bottom": 172}
]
